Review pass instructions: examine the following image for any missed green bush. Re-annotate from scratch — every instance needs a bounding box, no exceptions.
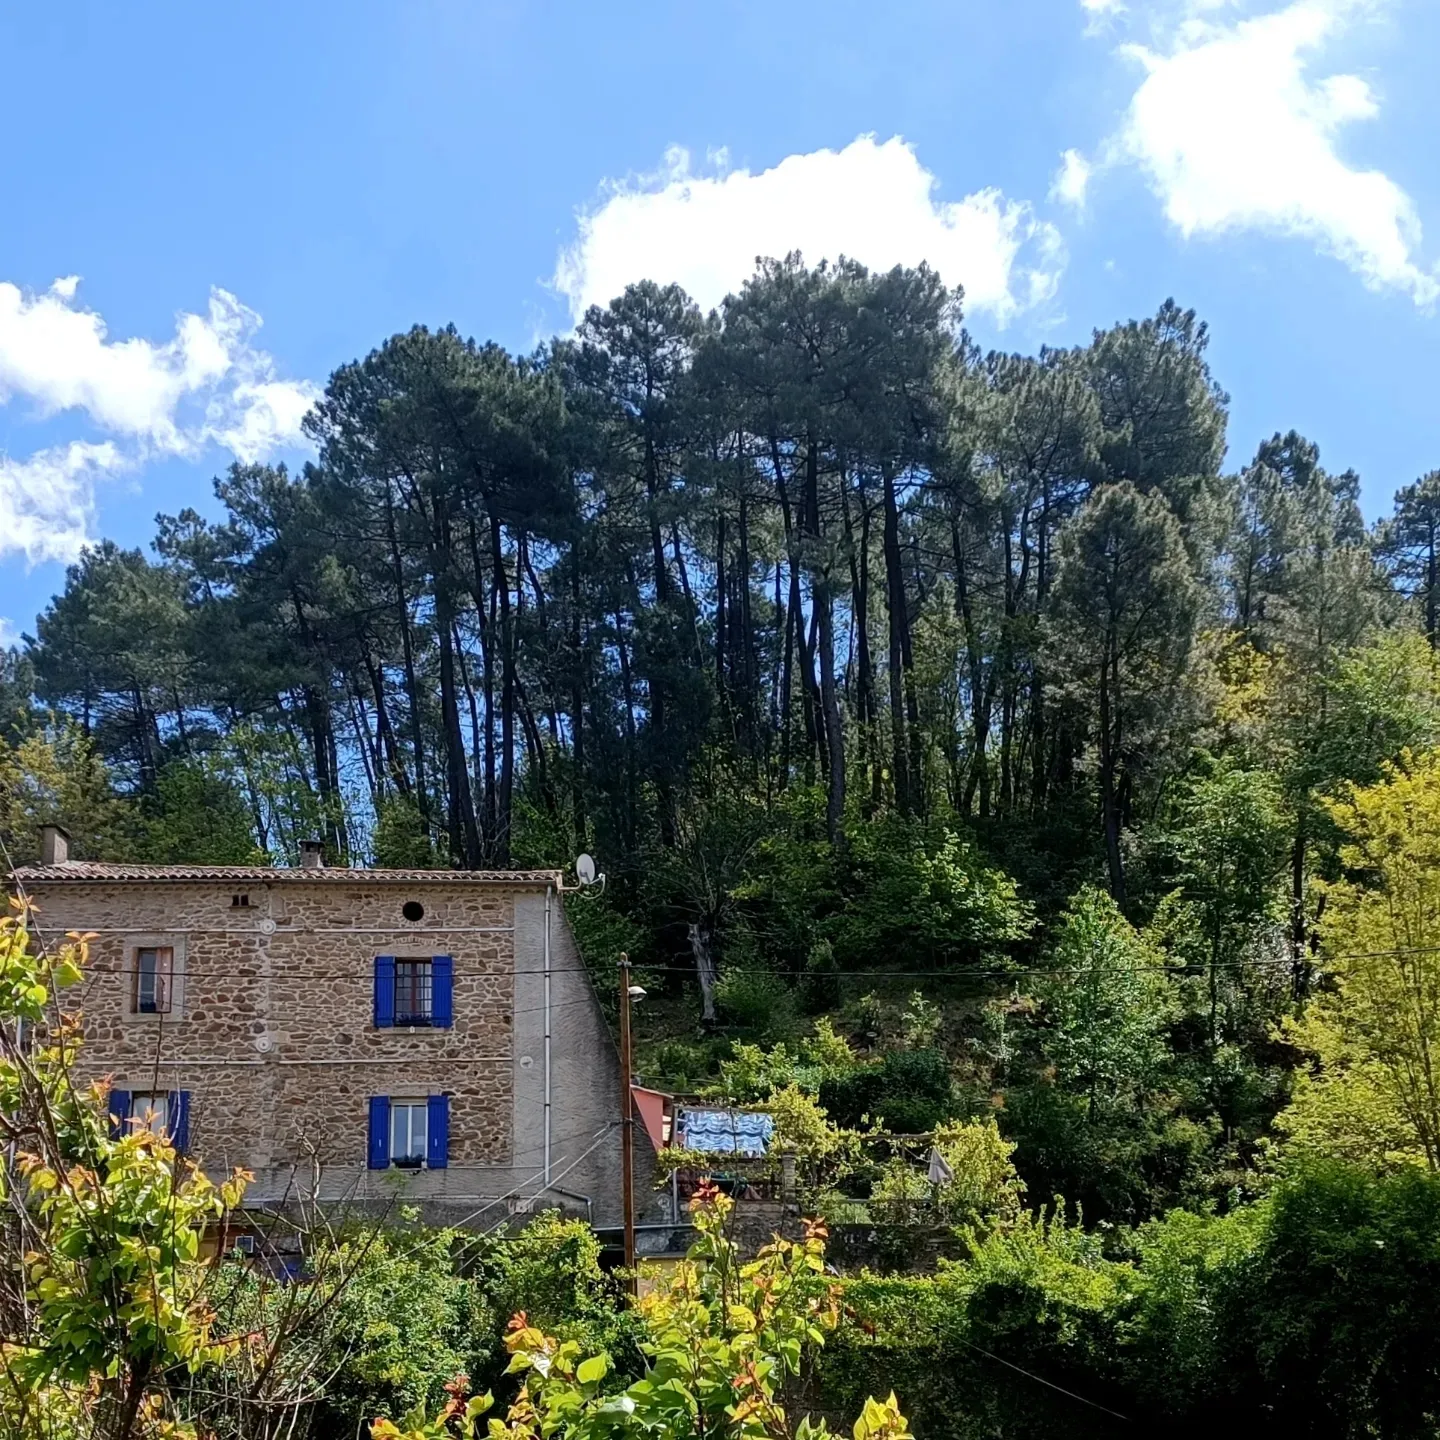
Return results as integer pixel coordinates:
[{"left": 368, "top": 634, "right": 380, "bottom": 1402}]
[
  {"left": 237, "top": 1213, "right": 634, "bottom": 1440},
  {"left": 715, "top": 967, "right": 799, "bottom": 1039},
  {"left": 1002, "top": 1080, "right": 1217, "bottom": 1226},
  {"left": 301, "top": 1225, "right": 473, "bottom": 1437},
  {"left": 820, "top": 1048, "right": 958, "bottom": 1133},
  {"left": 1225, "top": 1162, "right": 1440, "bottom": 1437},
  {"left": 823, "top": 1164, "right": 1440, "bottom": 1438}
]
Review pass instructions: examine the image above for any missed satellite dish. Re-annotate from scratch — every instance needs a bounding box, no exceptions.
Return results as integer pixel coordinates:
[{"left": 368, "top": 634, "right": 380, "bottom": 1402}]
[{"left": 575, "top": 853, "right": 597, "bottom": 886}]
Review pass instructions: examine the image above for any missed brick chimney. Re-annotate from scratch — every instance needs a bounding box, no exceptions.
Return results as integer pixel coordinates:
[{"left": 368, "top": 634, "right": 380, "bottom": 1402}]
[
  {"left": 298, "top": 839, "right": 325, "bottom": 870},
  {"left": 39, "top": 824, "right": 70, "bottom": 866}
]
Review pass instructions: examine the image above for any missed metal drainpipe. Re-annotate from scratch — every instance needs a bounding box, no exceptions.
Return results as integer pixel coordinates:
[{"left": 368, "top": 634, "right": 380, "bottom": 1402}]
[
  {"left": 546, "top": 1184, "right": 594, "bottom": 1223},
  {"left": 543, "top": 884, "right": 553, "bottom": 1187}
]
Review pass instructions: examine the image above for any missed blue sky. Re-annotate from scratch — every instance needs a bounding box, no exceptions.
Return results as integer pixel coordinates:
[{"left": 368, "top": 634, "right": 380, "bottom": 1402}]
[{"left": 2, "top": 0, "right": 1438, "bottom": 641}]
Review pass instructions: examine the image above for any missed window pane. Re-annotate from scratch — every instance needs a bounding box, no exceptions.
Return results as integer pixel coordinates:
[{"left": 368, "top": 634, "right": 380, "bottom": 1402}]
[
  {"left": 135, "top": 949, "right": 173, "bottom": 1013},
  {"left": 395, "top": 961, "right": 432, "bottom": 1023},
  {"left": 132, "top": 1093, "right": 169, "bottom": 1137},
  {"left": 389, "top": 1102, "right": 427, "bottom": 1161},
  {"left": 137, "top": 950, "right": 156, "bottom": 1010}
]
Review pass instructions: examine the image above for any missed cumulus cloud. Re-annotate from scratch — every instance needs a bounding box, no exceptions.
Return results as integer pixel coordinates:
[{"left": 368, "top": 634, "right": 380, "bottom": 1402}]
[
  {"left": 1102, "top": 0, "right": 1437, "bottom": 303},
  {"left": 553, "top": 136, "right": 1065, "bottom": 328},
  {"left": 0, "top": 440, "right": 120, "bottom": 565},
  {"left": 0, "top": 278, "right": 318, "bottom": 563},
  {"left": 1052, "top": 149, "right": 1093, "bottom": 208}
]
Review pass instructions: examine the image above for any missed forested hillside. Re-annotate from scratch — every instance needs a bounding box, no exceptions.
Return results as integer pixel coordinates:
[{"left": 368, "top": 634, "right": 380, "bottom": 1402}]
[
  {"left": 8, "top": 254, "right": 1440, "bottom": 1432},
  {"left": 6, "top": 255, "right": 1440, "bottom": 1213}
]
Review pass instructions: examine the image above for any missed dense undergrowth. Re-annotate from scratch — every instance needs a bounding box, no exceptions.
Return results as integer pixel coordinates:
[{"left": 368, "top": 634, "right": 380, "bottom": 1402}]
[{"left": 267, "top": 1161, "right": 1440, "bottom": 1440}]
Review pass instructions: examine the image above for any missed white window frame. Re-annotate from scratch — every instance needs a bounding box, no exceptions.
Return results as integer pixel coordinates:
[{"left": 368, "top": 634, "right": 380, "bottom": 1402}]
[
  {"left": 389, "top": 1098, "right": 429, "bottom": 1166},
  {"left": 128, "top": 1091, "right": 171, "bottom": 1139}
]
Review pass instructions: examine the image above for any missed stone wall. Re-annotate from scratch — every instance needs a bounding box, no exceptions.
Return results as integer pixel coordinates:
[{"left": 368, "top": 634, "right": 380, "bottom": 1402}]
[{"left": 24, "top": 873, "right": 653, "bottom": 1227}]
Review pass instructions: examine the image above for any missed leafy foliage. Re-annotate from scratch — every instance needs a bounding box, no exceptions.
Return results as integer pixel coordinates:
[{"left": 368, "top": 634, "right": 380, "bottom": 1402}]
[
  {"left": 375, "top": 1188, "right": 911, "bottom": 1440},
  {"left": 0, "top": 907, "right": 250, "bottom": 1440},
  {"left": 1278, "top": 749, "right": 1440, "bottom": 1170}
]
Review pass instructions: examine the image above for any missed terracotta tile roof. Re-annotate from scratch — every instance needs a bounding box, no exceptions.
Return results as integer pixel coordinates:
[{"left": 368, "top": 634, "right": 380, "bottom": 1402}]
[{"left": 10, "top": 861, "right": 563, "bottom": 886}]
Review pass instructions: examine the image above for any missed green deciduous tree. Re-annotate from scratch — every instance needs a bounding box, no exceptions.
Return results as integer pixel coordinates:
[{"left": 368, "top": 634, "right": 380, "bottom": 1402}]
[
  {"left": 1278, "top": 749, "right": 1440, "bottom": 1170},
  {"left": 0, "top": 724, "right": 129, "bottom": 865},
  {"left": 1038, "top": 887, "right": 1178, "bottom": 1120}
]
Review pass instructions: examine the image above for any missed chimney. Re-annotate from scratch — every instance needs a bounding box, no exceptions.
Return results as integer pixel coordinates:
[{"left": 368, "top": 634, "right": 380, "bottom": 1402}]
[
  {"left": 298, "top": 839, "right": 325, "bottom": 870},
  {"left": 39, "top": 824, "right": 70, "bottom": 866}
]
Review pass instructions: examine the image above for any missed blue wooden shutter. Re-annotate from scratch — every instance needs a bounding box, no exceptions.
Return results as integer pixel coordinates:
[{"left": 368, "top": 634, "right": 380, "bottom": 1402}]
[
  {"left": 427, "top": 1094, "right": 449, "bottom": 1169},
  {"left": 367, "top": 1096, "right": 391, "bottom": 1169},
  {"left": 168, "top": 1090, "right": 191, "bottom": 1153},
  {"left": 373, "top": 956, "right": 395, "bottom": 1028},
  {"left": 431, "top": 955, "right": 453, "bottom": 1028},
  {"left": 109, "top": 1089, "right": 131, "bottom": 1140}
]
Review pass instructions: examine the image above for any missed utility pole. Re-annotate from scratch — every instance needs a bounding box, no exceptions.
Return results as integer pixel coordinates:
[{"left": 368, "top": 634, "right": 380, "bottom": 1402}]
[{"left": 618, "top": 952, "right": 637, "bottom": 1291}]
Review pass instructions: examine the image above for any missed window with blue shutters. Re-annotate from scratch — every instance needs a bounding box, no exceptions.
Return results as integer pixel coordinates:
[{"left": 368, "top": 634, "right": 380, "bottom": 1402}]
[
  {"left": 375, "top": 955, "right": 452, "bottom": 1027},
  {"left": 367, "top": 1094, "right": 449, "bottom": 1168},
  {"left": 373, "top": 956, "right": 395, "bottom": 1028},
  {"left": 367, "top": 1096, "right": 391, "bottom": 1169},
  {"left": 427, "top": 1094, "right": 449, "bottom": 1169},
  {"left": 111, "top": 1090, "right": 189, "bottom": 1148},
  {"left": 108, "top": 1088, "right": 131, "bottom": 1140},
  {"left": 431, "top": 955, "right": 453, "bottom": 1028}
]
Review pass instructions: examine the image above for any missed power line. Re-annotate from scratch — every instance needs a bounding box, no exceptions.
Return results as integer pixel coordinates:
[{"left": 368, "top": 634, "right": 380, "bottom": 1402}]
[
  {"left": 952, "top": 1334, "right": 1131, "bottom": 1424},
  {"left": 12, "top": 950, "right": 1416, "bottom": 987}
]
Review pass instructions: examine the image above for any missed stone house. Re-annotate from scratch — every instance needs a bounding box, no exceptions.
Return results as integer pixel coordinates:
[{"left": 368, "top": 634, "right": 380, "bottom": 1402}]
[{"left": 13, "top": 827, "right": 650, "bottom": 1229}]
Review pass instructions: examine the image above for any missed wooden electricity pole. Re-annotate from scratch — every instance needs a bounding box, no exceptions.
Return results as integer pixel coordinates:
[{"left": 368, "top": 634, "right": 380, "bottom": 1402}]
[{"left": 618, "top": 953, "right": 637, "bottom": 1290}]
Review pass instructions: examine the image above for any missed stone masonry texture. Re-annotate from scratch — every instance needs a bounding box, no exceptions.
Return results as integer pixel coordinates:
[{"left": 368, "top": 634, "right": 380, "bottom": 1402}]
[{"left": 19, "top": 869, "right": 654, "bottom": 1229}]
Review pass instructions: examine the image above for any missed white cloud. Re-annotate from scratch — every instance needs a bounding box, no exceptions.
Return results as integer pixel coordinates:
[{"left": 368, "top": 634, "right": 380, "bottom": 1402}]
[
  {"left": 0, "top": 278, "right": 317, "bottom": 564},
  {"left": 0, "top": 617, "right": 18, "bottom": 649},
  {"left": 0, "top": 279, "right": 314, "bottom": 451},
  {"left": 554, "top": 136, "right": 1065, "bottom": 328},
  {"left": 1052, "top": 149, "right": 1093, "bottom": 208},
  {"left": 0, "top": 440, "right": 121, "bottom": 565},
  {"left": 1082, "top": 0, "right": 1126, "bottom": 12},
  {"left": 1105, "top": 0, "right": 1437, "bottom": 304},
  {"left": 206, "top": 376, "right": 320, "bottom": 463}
]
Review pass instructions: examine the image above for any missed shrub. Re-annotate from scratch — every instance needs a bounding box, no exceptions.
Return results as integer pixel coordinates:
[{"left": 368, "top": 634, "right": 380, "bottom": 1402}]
[
  {"left": 821, "top": 1049, "right": 958, "bottom": 1134},
  {"left": 1226, "top": 1162, "right": 1440, "bottom": 1436},
  {"left": 715, "top": 967, "right": 799, "bottom": 1039},
  {"left": 377, "top": 1188, "right": 913, "bottom": 1440}
]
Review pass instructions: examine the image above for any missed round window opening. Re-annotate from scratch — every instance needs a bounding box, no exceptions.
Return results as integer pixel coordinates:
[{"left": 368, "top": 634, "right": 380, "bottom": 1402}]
[{"left": 401, "top": 900, "right": 425, "bottom": 924}]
